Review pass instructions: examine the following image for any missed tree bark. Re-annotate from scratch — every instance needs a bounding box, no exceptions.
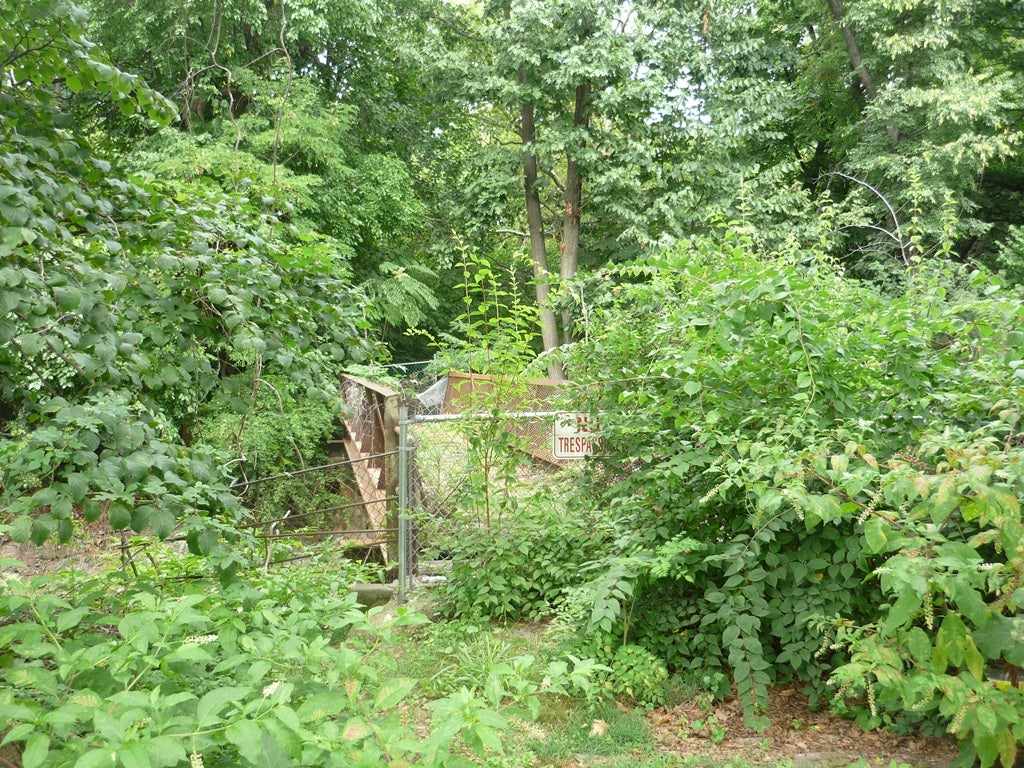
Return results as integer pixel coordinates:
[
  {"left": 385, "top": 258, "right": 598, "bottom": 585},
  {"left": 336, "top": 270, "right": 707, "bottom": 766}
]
[
  {"left": 823, "top": 0, "right": 899, "bottom": 142},
  {"left": 559, "top": 80, "right": 591, "bottom": 347},
  {"left": 520, "top": 69, "right": 565, "bottom": 380}
]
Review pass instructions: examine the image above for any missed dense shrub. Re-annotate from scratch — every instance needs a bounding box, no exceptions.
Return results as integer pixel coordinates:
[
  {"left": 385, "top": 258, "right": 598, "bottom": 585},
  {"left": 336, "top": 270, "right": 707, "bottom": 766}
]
[
  {"left": 0, "top": 551, "right": 598, "bottom": 768},
  {"left": 559, "top": 231, "right": 1024, "bottom": 764},
  {"left": 440, "top": 510, "right": 610, "bottom": 622}
]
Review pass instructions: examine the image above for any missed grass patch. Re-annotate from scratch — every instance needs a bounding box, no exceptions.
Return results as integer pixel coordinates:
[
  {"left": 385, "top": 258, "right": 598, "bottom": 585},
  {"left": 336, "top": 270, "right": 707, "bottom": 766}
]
[{"left": 527, "top": 699, "right": 655, "bottom": 762}]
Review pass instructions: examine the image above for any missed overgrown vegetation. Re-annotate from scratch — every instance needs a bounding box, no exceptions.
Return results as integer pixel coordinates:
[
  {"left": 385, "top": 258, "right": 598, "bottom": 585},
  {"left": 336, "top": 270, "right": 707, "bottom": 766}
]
[
  {"left": 3, "top": 0, "right": 1024, "bottom": 765},
  {"left": 0, "top": 548, "right": 620, "bottom": 768},
  {"left": 417, "top": 219, "right": 1024, "bottom": 768}
]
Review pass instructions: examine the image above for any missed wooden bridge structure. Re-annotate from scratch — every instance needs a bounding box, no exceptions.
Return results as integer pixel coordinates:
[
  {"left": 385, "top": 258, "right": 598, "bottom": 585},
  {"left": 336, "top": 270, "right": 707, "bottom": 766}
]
[{"left": 335, "top": 375, "right": 401, "bottom": 563}]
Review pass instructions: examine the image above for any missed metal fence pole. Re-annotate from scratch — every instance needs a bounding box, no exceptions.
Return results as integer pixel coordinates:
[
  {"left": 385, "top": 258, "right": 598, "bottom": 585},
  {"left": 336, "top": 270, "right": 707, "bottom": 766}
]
[{"left": 397, "top": 405, "right": 410, "bottom": 603}]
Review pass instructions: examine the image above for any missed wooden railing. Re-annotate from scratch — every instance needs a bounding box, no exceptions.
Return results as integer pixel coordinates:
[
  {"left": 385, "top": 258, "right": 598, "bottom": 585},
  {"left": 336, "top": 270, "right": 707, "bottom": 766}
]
[{"left": 338, "top": 375, "right": 401, "bottom": 562}]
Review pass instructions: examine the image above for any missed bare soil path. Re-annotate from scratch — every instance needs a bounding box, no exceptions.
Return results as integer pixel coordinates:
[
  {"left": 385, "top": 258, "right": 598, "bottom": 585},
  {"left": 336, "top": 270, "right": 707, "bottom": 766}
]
[{"left": 643, "top": 685, "right": 957, "bottom": 768}]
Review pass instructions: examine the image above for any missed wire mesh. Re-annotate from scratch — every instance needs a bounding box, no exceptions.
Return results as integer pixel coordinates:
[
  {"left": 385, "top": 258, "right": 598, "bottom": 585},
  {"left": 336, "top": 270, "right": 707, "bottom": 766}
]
[{"left": 399, "top": 408, "right": 578, "bottom": 593}]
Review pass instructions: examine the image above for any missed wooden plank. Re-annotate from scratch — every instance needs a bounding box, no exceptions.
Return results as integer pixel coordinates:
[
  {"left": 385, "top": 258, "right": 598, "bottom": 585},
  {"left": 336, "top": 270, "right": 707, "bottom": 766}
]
[{"left": 442, "top": 372, "right": 567, "bottom": 466}]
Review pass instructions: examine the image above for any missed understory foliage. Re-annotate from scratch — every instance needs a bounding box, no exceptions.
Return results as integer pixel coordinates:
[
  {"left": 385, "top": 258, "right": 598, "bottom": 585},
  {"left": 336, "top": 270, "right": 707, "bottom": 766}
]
[
  {"left": 195, "top": 373, "right": 346, "bottom": 523},
  {"left": 0, "top": 555, "right": 596, "bottom": 768},
  {"left": 556, "top": 232, "right": 1024, "bottom": 766},
  {"left": 432, "top": 228, "right": 1024, "bottom": 766}
]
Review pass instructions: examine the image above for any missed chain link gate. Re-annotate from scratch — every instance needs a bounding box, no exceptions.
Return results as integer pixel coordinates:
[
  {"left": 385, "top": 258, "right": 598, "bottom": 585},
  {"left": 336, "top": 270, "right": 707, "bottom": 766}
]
[{"left": 396, "top": 406, "right": 578, "bottom": 601}]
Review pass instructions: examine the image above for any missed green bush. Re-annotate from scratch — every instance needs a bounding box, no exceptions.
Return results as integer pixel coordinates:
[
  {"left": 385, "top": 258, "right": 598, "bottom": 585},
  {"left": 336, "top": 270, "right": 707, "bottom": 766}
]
[
  {"left": 560, "top": 230, "right": 1024, "bottom": 763},
  {"left": 597, "top": 644, "right": 669, "bottom": 707},
  {"left": 197, "top": 373, "right": 343, "bottom": 522},
  {"left": 0, "top": 556, "right": 582, "bottom": 768},
  {"left": 440, "top": 510, "right": 609, "bottom": 622}
]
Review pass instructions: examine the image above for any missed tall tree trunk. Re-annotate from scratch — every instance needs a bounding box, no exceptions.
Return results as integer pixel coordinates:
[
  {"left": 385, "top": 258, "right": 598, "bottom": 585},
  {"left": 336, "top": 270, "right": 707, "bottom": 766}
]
[
  {"left": 520, "top": 69, "right": 564, "bottom": 380},
  {"left": 559, "top": 80, "right": 591, "bottom": 348},
  {"left": 823, "top": 0, "right": 899, "bottom": 142}
]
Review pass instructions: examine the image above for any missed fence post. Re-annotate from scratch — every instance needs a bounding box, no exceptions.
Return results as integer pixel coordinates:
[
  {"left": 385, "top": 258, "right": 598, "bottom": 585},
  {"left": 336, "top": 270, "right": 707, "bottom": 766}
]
[{"left": 397, "top": 405, "right": 410, "bottom": 603}]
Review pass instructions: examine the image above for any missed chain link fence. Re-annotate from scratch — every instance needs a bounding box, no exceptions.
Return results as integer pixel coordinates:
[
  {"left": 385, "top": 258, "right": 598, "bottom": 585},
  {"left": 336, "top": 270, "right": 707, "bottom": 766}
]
[
  {"left": 397, "top": 406, "right": 581, "bottom": 598},
  {"left": 229, "top": 370, "right": 587, "bottom": 597}
]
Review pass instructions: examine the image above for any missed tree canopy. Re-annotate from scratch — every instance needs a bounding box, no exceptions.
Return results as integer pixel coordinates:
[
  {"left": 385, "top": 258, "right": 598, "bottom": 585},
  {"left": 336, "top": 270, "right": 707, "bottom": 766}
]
[{"left": 1, "top": 0, "right": 369, "bottom": 555}]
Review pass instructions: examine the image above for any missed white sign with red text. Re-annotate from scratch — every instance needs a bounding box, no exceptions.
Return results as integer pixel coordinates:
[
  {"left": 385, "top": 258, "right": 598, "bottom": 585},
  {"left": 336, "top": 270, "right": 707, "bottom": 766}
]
[{"left": 552, "top": 413, "right": 601, "bottom": 460}]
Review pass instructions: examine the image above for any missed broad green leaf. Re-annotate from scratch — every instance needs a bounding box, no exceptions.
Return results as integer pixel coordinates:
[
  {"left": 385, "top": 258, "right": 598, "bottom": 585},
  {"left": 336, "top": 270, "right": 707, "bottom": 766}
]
[
  {"left": 197, "top": 686, "right": 250, "bottom": 727},
  {"left": 149, "top": 509, "right": 175, "bottom": 540},
  {"left": 882, "top": 591, "right": 922, "bottom": 636},
  {"left": 15, "top": 332, "right": 44, "bottom": 356},
  {"left": 225, "top": 719, "right": 263, "bottom": 763},
  {"left": 964, "top": 637, "right": 986, "bottom": 681},
  {"left": 1, "top": 723, "right": 34, "bottom": 746},
  {"left": 341, "top": 717, "right": 371, "bottom": 741},
  {"left": 863, "top": 517, "right": 889, "bottom": 554},
  {"left": 118, "top": 742, "right": 151, "bottom": 768},
  {"left": 145, "top": 737, "right": 186, "bottom": 768},
  {"left": 974, "top": 616, "right": 1024, "bottom": 667},
  {"left": 21, "top": 733, "right": 48, "bottom": 768},
  {"left": 975, "top": 732, "right": 999, "bottom": 768},
  {"left": 296, "top": 692, "right": 348, "bottom": 721},
  {"left": 108, "top": 503, "right": 131, "bottom": 530},
  {"left": 56, "top": 606, "right": 91, "bottom": 633},
  {"left": 936, "top": 613, "right": 969, "bottom": 667},
  {"left": 996, "top": 730, "right": 1017, "bottom": 768},
  {"left": 372, "top": 678, "right": 417, "bottom": 712},
  {"left": 74, "top": 751, "right": 117, "bottom": 768},
  {"left": 903, "top": 627, "right": 932, "bottom": 664},
  {"left": 951, "top": 582, "right": 989, "bottom": 628}
]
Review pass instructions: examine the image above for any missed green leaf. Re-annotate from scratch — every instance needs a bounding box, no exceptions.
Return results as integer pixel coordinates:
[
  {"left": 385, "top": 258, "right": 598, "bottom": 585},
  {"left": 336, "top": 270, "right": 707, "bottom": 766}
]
[
  {"left": 974, "top": 616, "right": 1024, "bottom": 666},
  {"left": 9, "top": 516, "right": 32, "bottom": 543},
  {"left": 130, "top": 505, "right": 152, "bottom": 533},
  {"left": 340, "top": 717, "right": 370, "bottom": 741},
  {"left": 108, "top": 503, "right": 131, "bottom": 530},
  {"left": 951, "top": 582, "right": 989, "bottom": 628},
  {"left": 145, "top": 737, "right": 186, "bottom": 768},
  {"left": 928, "top": 476, "right": 960, "bottom": 523},
  {"left": 964, "top": 637, "right": 986, "bottom": 680},
  {"left": 118, "top": 742, "right": 151, "bottom": 768},
  {"left": 16, "top": 332, "right": 45, "bottom": 357},
  {"left": 56, "top": 606, "right": 91, "bottom": 633},
  {"left": 882, "top": 591, "right": 922, "bottom": 635},
  {"left": 22, "top": 733, "right": 49, "bottom": 768},
  {"left": 225, "top": 719, "right": 263, "bottom": 764},
  {"left": 996, "top": 731, "right": 1017, "bottom": 768},
  {"left": 74, "top": 749, "right": 117, "bottom": 768},
  {"left": 372, "top": 678, "right": 417, "bottom": 712},
  {"left": 296, "top": 692, "right": 348, "bottom": 721},
  {"left": 472, "top": 723, "right": 503, "bottom": 753},
  {"left": 197, "top": 686, "right": 250, "bottom": 727},
  {"left": 975, "top": 732, "right": 999, "bottom": 768},
  {"left": 150, "top": 509, "right": 175, "bottom": 540},
  {"left": 0, "top": 724, "right": 34, "bottom": 746},
  {"left": 903, "top": 627, "right": 932, "bottom": 664},
  {"left": 863, "top": 517, "right": 889, "bottom": 554},
  {"left": 30, "top": 517, "right": 54, "bottom": 546}
]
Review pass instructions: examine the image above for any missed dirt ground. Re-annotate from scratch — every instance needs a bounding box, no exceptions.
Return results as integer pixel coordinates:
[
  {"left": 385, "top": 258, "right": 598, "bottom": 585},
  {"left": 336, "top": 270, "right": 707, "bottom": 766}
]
[
  {"left": 0, "top": 527, "right": 120, "bottom": 577},
  {"left": 642, "top": 685, "right": 958, "bottom": 768}
]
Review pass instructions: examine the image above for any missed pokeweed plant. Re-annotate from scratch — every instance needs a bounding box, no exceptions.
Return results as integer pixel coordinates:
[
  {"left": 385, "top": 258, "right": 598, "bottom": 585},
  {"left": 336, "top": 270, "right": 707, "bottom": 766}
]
[
  {"left": 560, "top": 228, "right": 1024, "bottom": 760},
  {"left": 429, "top": 245, "right": 604, "bottom": 622},
  {"left": 443, "top": 245, "right": 549, "bottom": 534},
  {"left": 801, "top": 428, "right": 1024, "bottom": 768},
  {"left": 0, "top": 558, "right": 585, "bottom": 768}
]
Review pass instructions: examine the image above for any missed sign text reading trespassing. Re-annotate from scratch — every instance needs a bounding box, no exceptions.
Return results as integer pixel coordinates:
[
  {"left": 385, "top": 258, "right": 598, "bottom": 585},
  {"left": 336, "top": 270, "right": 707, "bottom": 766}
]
[{"left": 552, "top": 413, "right": 602, "bottom": 460}]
